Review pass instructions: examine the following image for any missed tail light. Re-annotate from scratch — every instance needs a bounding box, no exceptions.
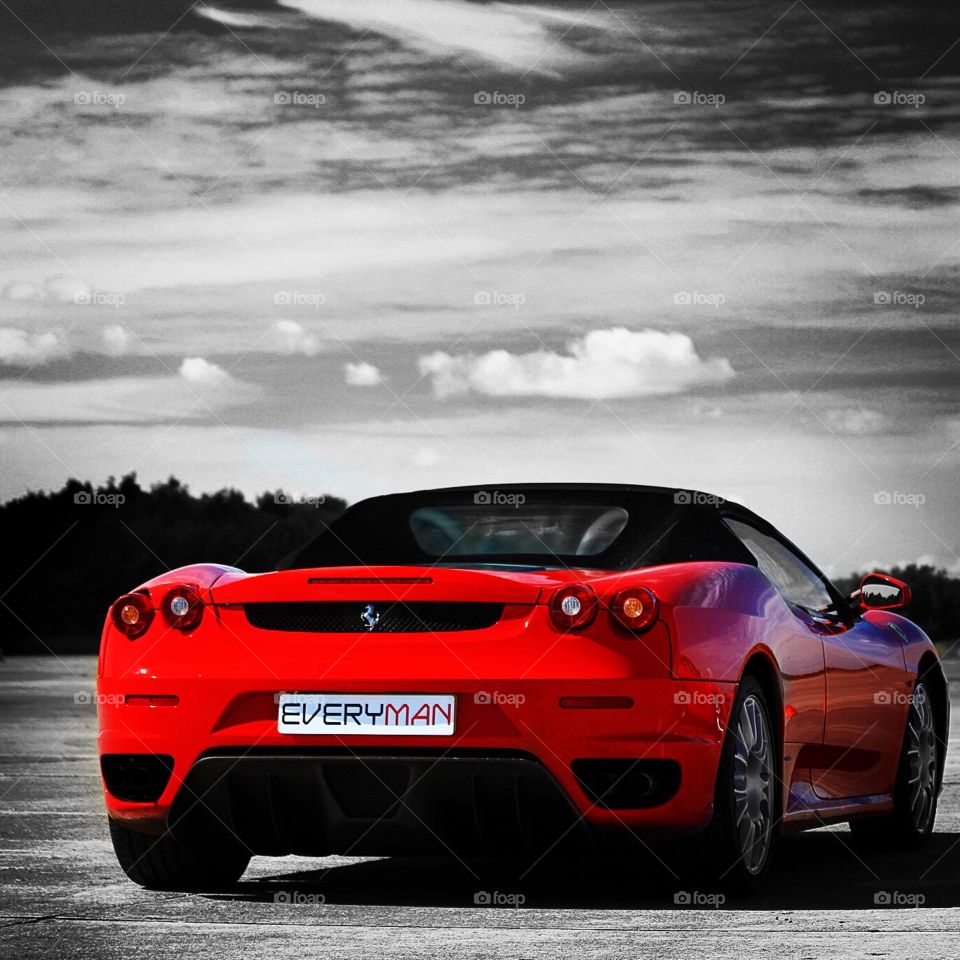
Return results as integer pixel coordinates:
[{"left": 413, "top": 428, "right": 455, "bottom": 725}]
[
  {"left": 111, "top": 593, "right": 154, "bottom": 639},
  {"left": 549, "top": 584, "right": 598, "bottom": 630},
  {"left": 609, "top": 587, "right": 658, "bottom": 633},
  {"left": 162, "top": 585, "right": 204, "bottom": 631}
]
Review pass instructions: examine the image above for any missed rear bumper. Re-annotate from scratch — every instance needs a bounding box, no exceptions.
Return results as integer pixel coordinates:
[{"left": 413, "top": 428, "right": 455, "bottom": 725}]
[{"left": 98, "top": 677, "right": 736, "bottom": 849}]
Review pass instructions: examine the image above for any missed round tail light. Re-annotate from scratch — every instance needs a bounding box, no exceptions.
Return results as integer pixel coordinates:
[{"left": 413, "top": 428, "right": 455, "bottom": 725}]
[
  {"left": 111, "top": 593, "right": 154, "bottom": 639},
  {"left": 162, "top": 585, "right": 204, "bottom": 631},
  {"left": 609, "top": 587, "right": 658, "bottom": 633},
  {"left": 549, "top": 584, "right": 599, "bottom": 630}
]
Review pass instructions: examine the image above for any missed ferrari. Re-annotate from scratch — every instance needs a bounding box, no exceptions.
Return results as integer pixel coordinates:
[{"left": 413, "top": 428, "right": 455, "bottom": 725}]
[{"left": 97, "top": 484, "right": 948, "bottom": 892}]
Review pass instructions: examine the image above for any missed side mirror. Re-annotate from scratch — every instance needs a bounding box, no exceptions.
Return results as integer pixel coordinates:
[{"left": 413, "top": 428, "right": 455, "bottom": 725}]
[{"left": 853, "top": 573, "right": 912, "bottom": 610}]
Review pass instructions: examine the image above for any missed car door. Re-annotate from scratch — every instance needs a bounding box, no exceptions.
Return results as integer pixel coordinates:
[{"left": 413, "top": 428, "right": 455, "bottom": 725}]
[
  {"left": 725, "top": 518, "right": 907, "bottom": 801},
  {"left": 812, "top": 610, "right": 909, "bottom": 800}
]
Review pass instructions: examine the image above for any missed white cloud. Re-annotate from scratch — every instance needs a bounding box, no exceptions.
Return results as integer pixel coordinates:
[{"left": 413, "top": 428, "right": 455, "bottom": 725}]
[
  {"left": 823, "top": 407, "right": 889, "bottom": 435},
  {"left": 43, "top": 276, "right": 91, "bottom": 304},
  {"left": 411, "top": 445, "right": 444, "bottom": 468},
  {"left": 277, "top": 0, "right": 614, "bottom": 74},
  {"left": 0, "top": 328, "right": 64, "bottom": 364},
  {"left": 344, "top": 361, "right": 382, "bottom": 386},
  {"left": 418, "top": 328, "right": 734, "bottom": 399},
  {"left": 179, "top": 356, "right": 229, "bottom": 385},
  {"left": 0, "top": 375, "right": 260, "bottom": 423},
  {"left": 272, "top": 319, "right": 319, "bottom": 356},
  {"left": 1, "top": 281, "right": 40, "bottom": 302},
  {"left": 102, "top": 325, "right": 133, "bottom": 356}
]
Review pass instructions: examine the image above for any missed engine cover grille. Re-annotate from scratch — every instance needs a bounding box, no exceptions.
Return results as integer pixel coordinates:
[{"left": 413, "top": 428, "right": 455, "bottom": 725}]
[{"left": 244, "top": 600, "right": 504, "bottom": 633}]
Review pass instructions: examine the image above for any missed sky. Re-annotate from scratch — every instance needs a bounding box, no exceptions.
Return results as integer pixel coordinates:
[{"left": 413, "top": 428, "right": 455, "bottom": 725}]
[{"left": 0, "top": 0, "right": 958, "bottom": 577}]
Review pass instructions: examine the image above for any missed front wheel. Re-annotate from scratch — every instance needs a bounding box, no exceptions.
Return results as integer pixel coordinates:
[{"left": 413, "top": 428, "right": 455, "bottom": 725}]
[
  {"left": 701, "top": 675, "right": 777, "bottom": 893},
  {"left": 850, "top": 679, "right": 941, "bottom": 848},
  {"left": 109, "top": 818, "right": 250, "bottom": 890}
]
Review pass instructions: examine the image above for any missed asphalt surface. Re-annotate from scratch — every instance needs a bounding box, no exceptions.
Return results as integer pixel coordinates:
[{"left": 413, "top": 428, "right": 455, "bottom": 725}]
[{"left": 3, "top": 656, "right": 960, "bottom": 958}]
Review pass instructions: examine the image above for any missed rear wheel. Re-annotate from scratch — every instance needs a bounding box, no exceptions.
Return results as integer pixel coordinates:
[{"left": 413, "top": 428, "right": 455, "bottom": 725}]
[
  {"left": 849, "top": 679, "right": 941, "bottom": 848},
  {"left": 701, "top": 675, "right": 776, "bottom": 893},
  {"left": 108, "top": 819, "right": 250, "bottom": 890}
]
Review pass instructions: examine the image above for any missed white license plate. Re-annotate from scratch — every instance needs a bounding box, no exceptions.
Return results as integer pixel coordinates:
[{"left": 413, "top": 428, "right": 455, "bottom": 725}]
[{"left": 277, "top": 693, "right": 456, "bottom": 736}]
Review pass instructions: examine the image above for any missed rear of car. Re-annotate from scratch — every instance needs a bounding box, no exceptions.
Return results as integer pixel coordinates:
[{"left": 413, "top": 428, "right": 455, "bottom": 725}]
[{"left": 97, "top": 485, "right": 753, "bottom": 886}]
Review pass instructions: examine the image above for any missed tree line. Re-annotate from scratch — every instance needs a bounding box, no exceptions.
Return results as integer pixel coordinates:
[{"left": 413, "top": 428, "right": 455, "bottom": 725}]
[{"left": 0, "top": 475, "right": 346, "bottom": 654}]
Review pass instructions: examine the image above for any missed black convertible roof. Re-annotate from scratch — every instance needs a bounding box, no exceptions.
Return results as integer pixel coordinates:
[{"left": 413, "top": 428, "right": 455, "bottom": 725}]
[
  {"left": 355, "top": 482, "right": 771, "bottom": 527},
  {"left": 285, "top": 482, "right": 785, "bottom": 572}
]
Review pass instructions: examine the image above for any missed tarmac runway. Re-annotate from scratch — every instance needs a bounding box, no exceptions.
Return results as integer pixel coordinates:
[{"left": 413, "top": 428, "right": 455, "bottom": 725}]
[{"left": 3, "top": 655, "right": 960, "bottom": 958}]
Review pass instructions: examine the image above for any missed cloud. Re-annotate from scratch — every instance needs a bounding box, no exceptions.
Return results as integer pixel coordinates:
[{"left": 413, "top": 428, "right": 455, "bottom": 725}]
[
  {"left": 102, "top": 325, "right": 133, "bottom": 356},
  {"left": 0, "top": 328, "right": 65, "bottom": 364},
  {"left": 1, "top": 281, "right": 40, "bottom": 302},
  {"left": 272, "top": 319, "right": 319, "bottom": 356},
  {"left": 194, "top": 4, "right": 275, "bottom": 28},
  {"left": 418, "top": 328, "right": 735, "bottom": 400},
  {"left": 43, "top": 276, "right": 92, "bottom": 304},
  {"left": 179, "top": 356, "right": 229, "bottom": 385},
  {"left": 0, "top": 375, "right": 260, "bottom": 423},
  {"left": 276, "top": 0, "right": 615, "bottom": 74},
  {"left": 344, "top": 361, "right": 382, "bottom": 386},
  {"left": 823, "top": 407, "right": 890, "bottom": 435}
]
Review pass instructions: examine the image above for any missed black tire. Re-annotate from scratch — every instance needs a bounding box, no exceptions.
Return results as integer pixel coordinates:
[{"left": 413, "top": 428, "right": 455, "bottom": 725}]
[
  {"left": 701, "top": 675, "right": 777, "bottom": 894},
  {"left": 108, "top": 818, "right": 250, "bottom": 890},
  {"left": 849, "top": 679, "right": 941, "bottom": 849}
]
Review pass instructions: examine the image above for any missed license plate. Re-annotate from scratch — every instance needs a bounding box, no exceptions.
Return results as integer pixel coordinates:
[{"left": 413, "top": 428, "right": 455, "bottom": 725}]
[{"left": 277, "top": 693, "right": 456, "bottom": 736}]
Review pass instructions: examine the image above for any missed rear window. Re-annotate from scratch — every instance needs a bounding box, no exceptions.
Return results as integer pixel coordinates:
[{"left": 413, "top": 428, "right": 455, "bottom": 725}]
[
  {"left": 409, "top": 504, "right": 629, "bottom": 558},
  {"left": 285, "top": 488, "right": 758, "bottom": 571}
]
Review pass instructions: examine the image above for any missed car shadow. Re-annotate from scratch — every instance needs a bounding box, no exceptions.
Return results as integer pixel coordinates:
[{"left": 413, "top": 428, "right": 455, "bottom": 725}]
[{"left": 205, "top": 829, "right": 960, "bottom": 910}]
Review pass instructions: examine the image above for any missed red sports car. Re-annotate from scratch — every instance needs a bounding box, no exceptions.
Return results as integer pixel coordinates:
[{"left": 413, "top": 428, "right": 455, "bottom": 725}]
[{"left": 97, "top": 484, "right": 947, "bottom": 892}]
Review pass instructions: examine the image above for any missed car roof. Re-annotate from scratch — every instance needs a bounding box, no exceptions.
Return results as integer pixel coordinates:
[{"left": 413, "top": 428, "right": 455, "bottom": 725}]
[{"left": 351, "top": 483, "right": 771, "bottom": 527}]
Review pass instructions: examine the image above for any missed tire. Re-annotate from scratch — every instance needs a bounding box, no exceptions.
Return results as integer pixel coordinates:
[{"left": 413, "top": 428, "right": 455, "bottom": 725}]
[
  {"left": 849, "top": 679, "right": 941, "bottom": 849},
  {"left": 701, "top": 675, "right": 777, "bottom": 894},
  {"left": 108, "top": 818, "right": 250, "bottom": 890}
]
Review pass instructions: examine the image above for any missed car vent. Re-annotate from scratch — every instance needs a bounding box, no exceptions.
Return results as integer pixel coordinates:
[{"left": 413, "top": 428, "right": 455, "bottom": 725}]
[{"left": 244, "top": 601, "right": 504, "bottom": 633}]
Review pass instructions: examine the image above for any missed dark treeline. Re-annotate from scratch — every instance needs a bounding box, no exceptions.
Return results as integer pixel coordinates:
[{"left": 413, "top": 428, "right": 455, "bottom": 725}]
[
  {"left": 835, "top": 565, "right": 960, "bottom": 649},
  {"left": 0, "top": 475, "right": 346, "bottom": 654}
]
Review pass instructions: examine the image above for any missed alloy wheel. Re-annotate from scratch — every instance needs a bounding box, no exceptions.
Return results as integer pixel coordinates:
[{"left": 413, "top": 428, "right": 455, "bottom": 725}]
[
  {"left": 906, "top": 682, "right": 938, "bottom": 833},
  {"left": 732, "top": 694, "right": 774, "bottom": 874}
]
